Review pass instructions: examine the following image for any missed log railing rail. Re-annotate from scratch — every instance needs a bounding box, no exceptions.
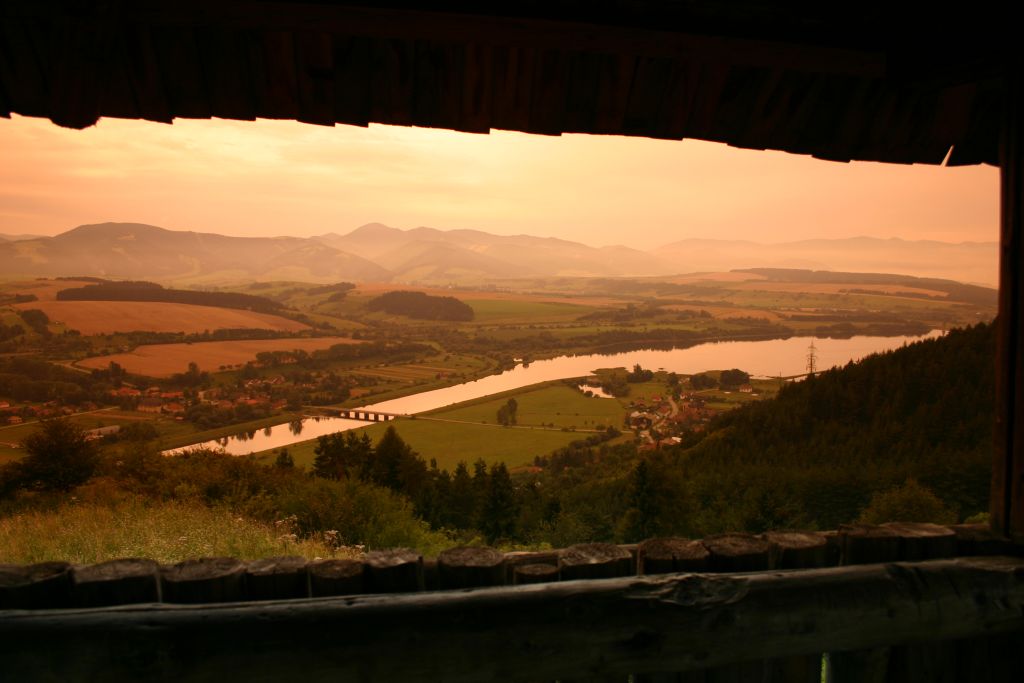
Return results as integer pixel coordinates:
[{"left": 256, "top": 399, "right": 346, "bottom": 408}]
[{"left": 2, "top": 523, "right": 1022, "bottom": 681}]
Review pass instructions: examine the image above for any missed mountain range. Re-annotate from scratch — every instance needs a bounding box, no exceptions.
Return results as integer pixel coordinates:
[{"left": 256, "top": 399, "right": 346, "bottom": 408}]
[{"left": 0, "top": 222, "right": 998, "bottom": 286}]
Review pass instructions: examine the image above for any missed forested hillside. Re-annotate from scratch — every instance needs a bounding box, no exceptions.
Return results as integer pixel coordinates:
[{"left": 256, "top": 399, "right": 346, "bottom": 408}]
[{"left": 663, "top": 322, "right": 994, "bottom": 533}]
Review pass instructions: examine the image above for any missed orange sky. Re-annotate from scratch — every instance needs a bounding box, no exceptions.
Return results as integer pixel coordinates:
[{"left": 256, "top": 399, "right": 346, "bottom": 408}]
[{"left": 0, "top": 114, "right": 999, "bottom": 248}]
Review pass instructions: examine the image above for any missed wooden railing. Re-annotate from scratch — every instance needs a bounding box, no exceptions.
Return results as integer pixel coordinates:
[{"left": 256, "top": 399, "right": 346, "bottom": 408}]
[{"left": 1, "top": 523, "right": 1022, "bottom": 682}]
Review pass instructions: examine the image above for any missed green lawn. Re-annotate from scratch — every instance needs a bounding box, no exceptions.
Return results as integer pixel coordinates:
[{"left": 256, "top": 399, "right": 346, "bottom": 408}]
[
  {"left": 465, "top": 299, "right": 595, "bottom": 324},
  {"left": 255, "top": 417, "right": 586, "bottom": 472},
  {"left": 431, "top": 383, "right": 623, "bottom": 430}
]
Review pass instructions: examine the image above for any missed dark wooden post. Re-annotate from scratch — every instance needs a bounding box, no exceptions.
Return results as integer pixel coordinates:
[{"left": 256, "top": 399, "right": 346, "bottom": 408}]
[
  {"left": 72, "top": 559, "right": 160, "bottom": 607},
  {"left": 994, "top": 69, "right": 1024, "bottom": 541},
  {"left": 364, "top": 548, "right": 424, "bottom": 593},
  {"left": 437, "top": 546, "right": 506, "bottom": 589},
  {"left": 558, "top": 543, "right": 634, "bottom": 581},
  {"left": 0, "top": 562, "right": 73, "bottom": 609},
  {"left": 308, "top": 559, "right": 364, "bottom": 597},
  {"left": 161, "top": 557, "right": 246, "bottom": 604},
  {"left": 512, "top": 563, "right": 559, "bottom": 585},
  {"left": 245, "top": 556, "right": 309, "bottom": 600}
]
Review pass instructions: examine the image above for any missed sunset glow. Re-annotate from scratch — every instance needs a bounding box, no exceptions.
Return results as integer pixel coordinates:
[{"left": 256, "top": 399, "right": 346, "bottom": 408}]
[{"left": 0, "top": 114, "right": 998, "bottom": 248}]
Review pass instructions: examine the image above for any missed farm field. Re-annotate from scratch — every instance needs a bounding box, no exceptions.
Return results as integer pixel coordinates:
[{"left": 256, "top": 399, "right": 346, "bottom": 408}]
[
  {"left": 256, "top": 417, "right": 586, "bottom": 472},
  {"left": 429, "top": 383, "right": 624, "bottom": 430},
  {"left": 77, "top": 337, "right": 359, "bottom": 376},
  {"left": 11, "top": 300, "right": 310, "bottom": 335}
]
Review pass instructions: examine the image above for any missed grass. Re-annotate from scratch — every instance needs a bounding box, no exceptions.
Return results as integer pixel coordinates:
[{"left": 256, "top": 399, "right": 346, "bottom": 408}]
[
  {"left": 432, "top": 383, "right": 624, "bottom": 430},
  {"left": 465, "top": 299, "right": 596, "bottom": 324},
  {"left": 255, "top": 417, "right": 586, "bottom": 472},
  {"left": 0, "top": 499, "right": 360, "bottom": 565}
]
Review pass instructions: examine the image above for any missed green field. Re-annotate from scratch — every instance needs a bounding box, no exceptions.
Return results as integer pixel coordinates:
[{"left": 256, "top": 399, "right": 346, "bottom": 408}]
[
  {"left": 430, "top": 383, "right": 623, "bottom": 430},
  {"left": 465, "top": 299, "right": 595, "bottom": 324},
  {"left": 257, "top": 417, "right": 586, "bottom": 472}
]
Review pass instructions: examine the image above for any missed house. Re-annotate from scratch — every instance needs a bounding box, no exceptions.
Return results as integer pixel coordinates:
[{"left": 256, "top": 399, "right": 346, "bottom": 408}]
[
  {"left": 85, "top": 425, "right": 121, "bottom": 441},
  {"left": 137, "top": 398, "right": 163, "bottom": 414},
  {"left": 163, "top": 402, "right": 185, "bottom": 415},
  {"left": 739, "top": 384, "right": 754, "bottom": 394}
]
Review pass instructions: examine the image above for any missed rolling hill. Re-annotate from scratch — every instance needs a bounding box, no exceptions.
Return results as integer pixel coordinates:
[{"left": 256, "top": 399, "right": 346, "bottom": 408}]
[
  {"left": 0, "top": 221, "right": 999, "bottom": 286},
  {"left": 0, "top": 223, "right": 389, "bottom": 284}
]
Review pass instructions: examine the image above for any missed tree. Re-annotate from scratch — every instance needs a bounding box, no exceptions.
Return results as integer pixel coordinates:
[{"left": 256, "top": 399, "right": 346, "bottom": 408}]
[
  {"left": 618, "top": 459, "right": 661, "bottom": 541},
  {"left": 719, "top": 368, "right": 750, "bottom": 388},
  {"left": 858, "top": 479, "right": 957, "bottom": 525},
  {"left": 690, "top": 373, "right": 717, "bottom": 390},
  {"left": 15, "top": 418, "right": 98, "bottom": 491},
  {"left": 479, "top": 463, "right": 518, "bottom": 543},
  {"left": 497, "top": 398, "right": 518, "bottom": 426},
  {"left": 274, "top": 448, "right": 294, "bottom": 469}
]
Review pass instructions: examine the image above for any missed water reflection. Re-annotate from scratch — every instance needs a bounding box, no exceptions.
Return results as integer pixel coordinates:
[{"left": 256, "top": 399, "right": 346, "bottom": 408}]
[{"left": 165, "top": 331, "right": 939, "bottom": 457}]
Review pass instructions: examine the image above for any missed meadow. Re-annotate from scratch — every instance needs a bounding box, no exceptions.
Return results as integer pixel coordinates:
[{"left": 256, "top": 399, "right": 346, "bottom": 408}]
[
  {"left": 430, "top": 383, "right": 624, "bottom": 430},
  {"left": 0, "top": 499, "right": 355, "bottom": 564},
  {"left": 257, "top": 417, "right": 586, "bottom": 472},
  {"left": 12, "top": 300, "right": 309, "bottom": 335},
  {"left": 77, "top": 337, "right": 358, "bottom": 376}
]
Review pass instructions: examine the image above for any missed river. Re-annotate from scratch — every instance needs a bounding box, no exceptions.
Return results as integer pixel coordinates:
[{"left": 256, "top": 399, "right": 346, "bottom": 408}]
[{"left": 166, "top": 330, "right": 942, "bottom": 456}]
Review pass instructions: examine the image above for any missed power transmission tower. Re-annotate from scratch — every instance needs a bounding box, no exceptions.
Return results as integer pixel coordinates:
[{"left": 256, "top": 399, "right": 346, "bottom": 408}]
[{"left": 806, "top": 341, "right": 817, "bottom": 376}]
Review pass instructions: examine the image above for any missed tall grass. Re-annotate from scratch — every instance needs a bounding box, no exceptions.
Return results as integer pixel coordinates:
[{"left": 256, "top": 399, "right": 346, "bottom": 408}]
[{"left": 0, "top": 499, "right": 360, "bottom": 565}]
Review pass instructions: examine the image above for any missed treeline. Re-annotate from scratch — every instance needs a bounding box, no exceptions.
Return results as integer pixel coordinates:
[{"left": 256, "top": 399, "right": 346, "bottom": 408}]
[
  {"left": 737, "top": 268, "right": 997, "bottom": 307},
  {"left": 0, "top": 357, "right": 115, "bottom": 405},
  {"left": 56, "top": 281, "right": 285, "bottom": 314},
  {"left": 367, "top": 291, "right": 474, "bottom": 321}
]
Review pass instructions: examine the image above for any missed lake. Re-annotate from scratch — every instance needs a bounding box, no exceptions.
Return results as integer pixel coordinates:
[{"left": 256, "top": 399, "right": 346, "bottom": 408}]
[{"left": 166, "top": 330, "right": 942, "bottom": 456}]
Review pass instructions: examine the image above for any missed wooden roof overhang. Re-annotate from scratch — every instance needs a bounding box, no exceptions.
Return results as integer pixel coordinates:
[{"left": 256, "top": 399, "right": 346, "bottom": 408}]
[{"left": 0, "top": 0, "right": 1012, "bottom": 165}]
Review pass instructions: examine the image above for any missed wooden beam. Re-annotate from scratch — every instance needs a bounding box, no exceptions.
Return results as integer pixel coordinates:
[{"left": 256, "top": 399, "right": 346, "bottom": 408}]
[
  {"left": 994, "top": 70, "right": 1024, "bottom": 538},
  {"left": 1, "top": 557, "right": 1022, "bottom": 682},
  {"left": 32, "top": 2, "right": 886, "bottom": 77}
]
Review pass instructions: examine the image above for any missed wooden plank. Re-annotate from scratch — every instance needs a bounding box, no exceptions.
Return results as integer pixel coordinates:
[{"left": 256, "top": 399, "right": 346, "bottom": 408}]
[
  {"left": 412, "top": 40, "right": 462, "bottom": 131},
  {"left": 1, "top": 558, "right": 1023, "bottom": 682},
  {"left": 368, "top": 38, "right": 414, "bottom": 127},
  {"left": 331, "top": 35, "right": 372, "bottom": 127},
  {"left": 295, "top": 30, "right": 336, "bottom": 126},
  {"left": 528, "top": 48, "right": 568, "bottom": 136},
  {"left": 489, "top": 45, "right": 533, "bottom": 131},
  {"left": 0, "top": 17, "right": 49, "bottom": 117},
  {"left": 591, "top": 53, "right": 635, "bottom": 134},
  {"left": 124, "top": 25, "right": 174, "bottom": 124},
  {"left": 152, "top": 26, "right": 211, "bottom": 119},
  {"left": 253, "top": 30, "right": 299, "bottom": 119},
  {"left": 561, "top": 50, "right": 602, "bottom": 134},
  {"left": 994, "top": 71, "right": 1024, "bottom": 538},
  {"left": 197, "top": 27, "right": 256, "bottom": 121},
  {"left": 621, "top": 55, "right": 674, "bottom": 138},
  {"left": 460, "top": 43, "right": 492, "bottom": 134}
]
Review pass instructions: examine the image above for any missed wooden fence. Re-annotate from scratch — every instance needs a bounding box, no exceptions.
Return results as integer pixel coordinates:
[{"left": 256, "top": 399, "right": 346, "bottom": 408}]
[{"left": 1, "top": 522, "right": 1022, "bottom": 682}]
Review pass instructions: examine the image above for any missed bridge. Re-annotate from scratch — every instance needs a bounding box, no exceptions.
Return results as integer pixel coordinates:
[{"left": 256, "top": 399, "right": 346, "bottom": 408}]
[{"left": 335, "top": 409, "right": 400, "bottom": 423}]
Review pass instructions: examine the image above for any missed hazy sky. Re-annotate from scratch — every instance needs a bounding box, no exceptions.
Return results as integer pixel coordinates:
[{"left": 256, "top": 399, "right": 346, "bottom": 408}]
[{"left": 0, "top": 114, "right": 999, "bottom": 249}]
